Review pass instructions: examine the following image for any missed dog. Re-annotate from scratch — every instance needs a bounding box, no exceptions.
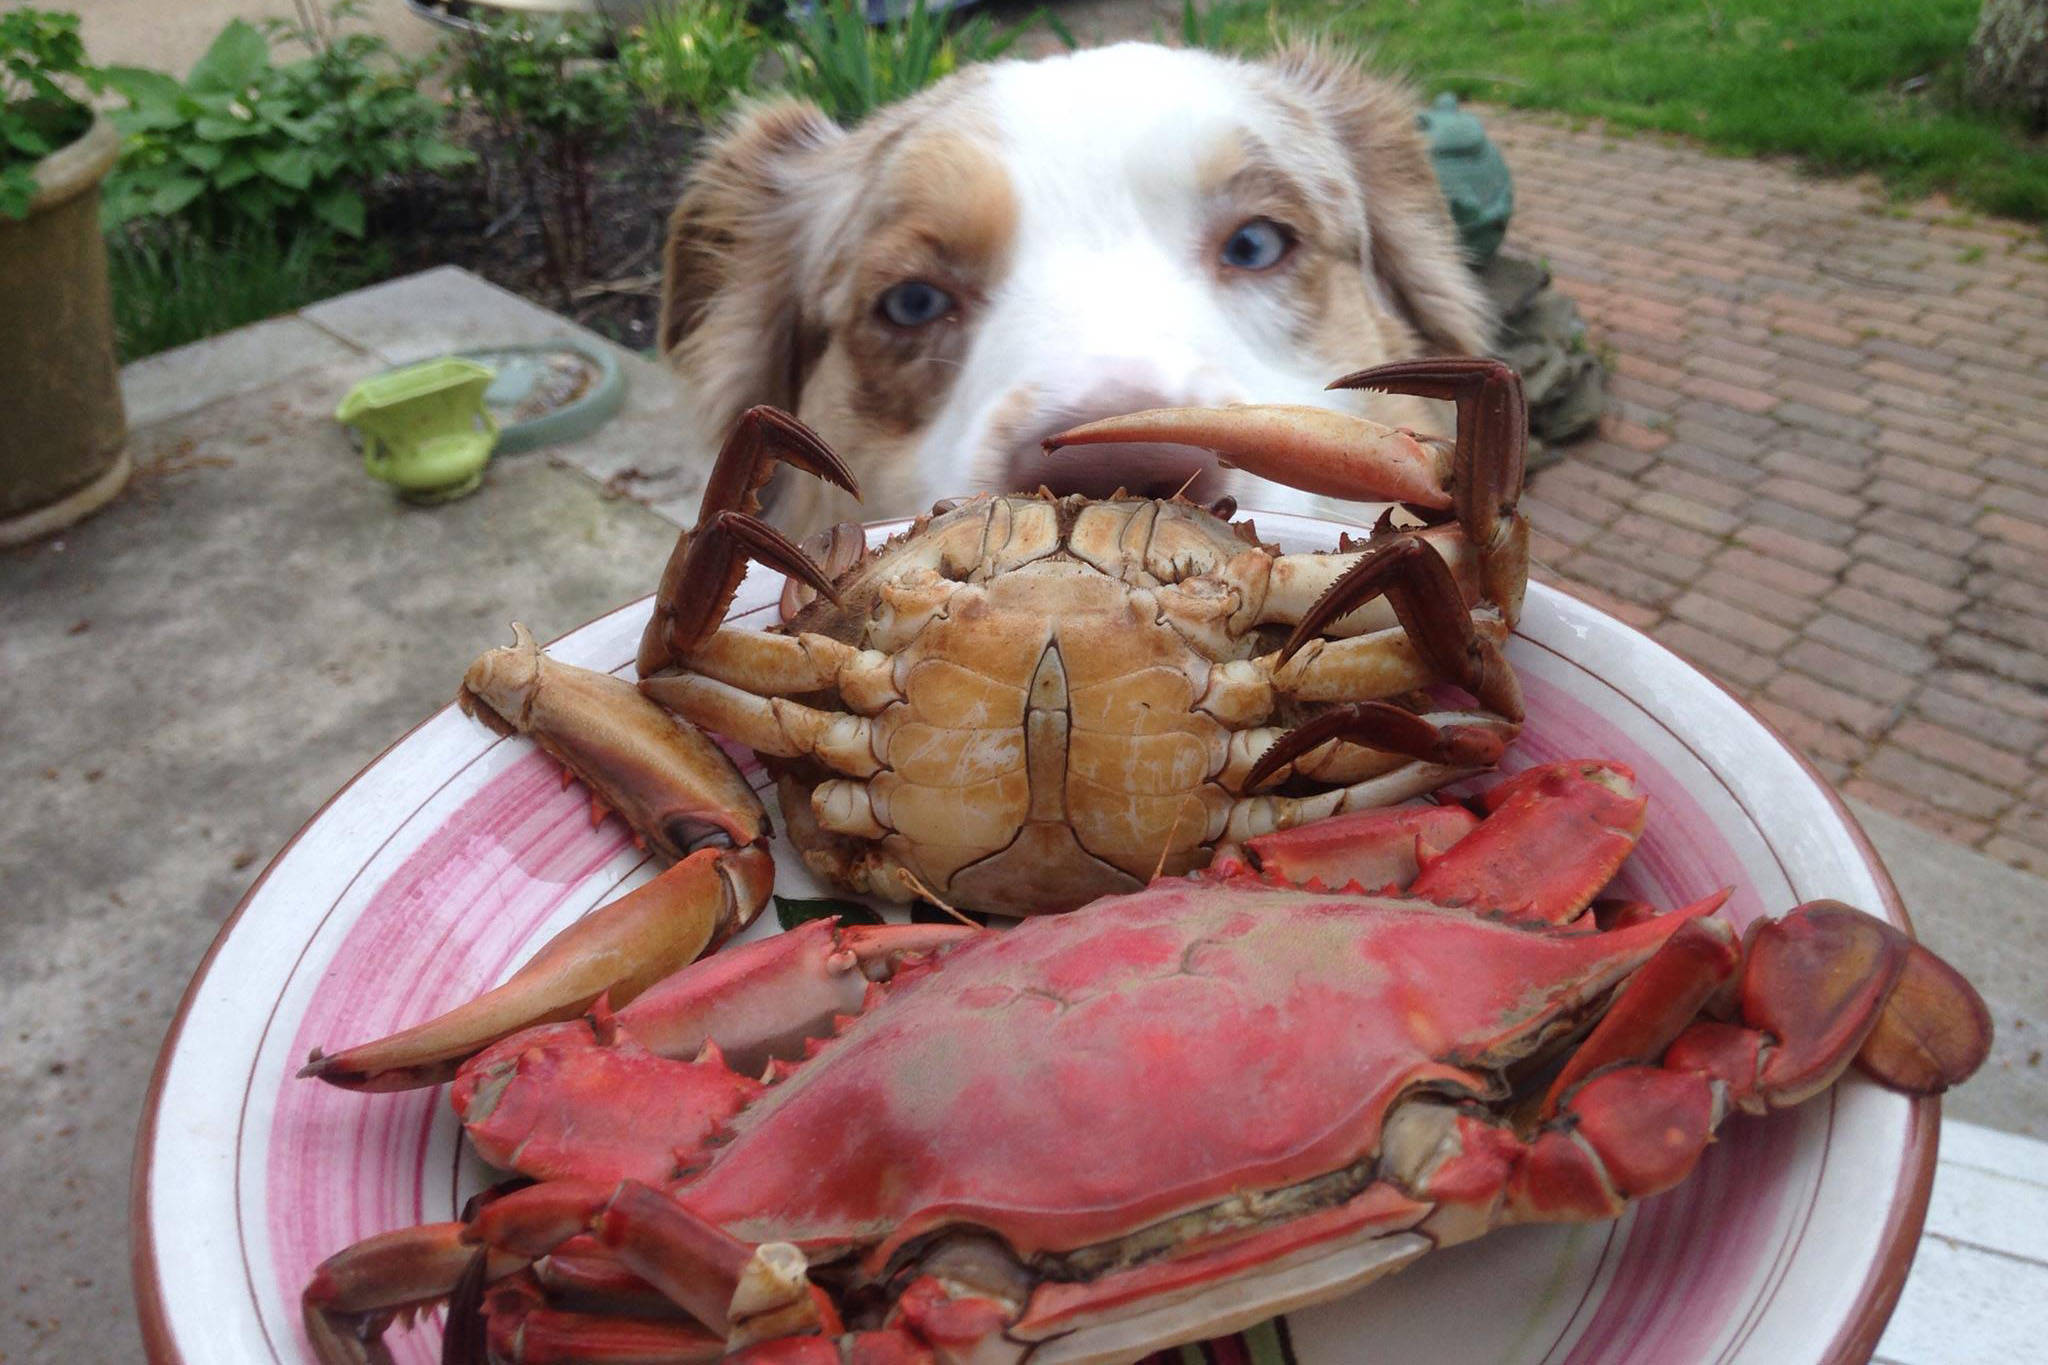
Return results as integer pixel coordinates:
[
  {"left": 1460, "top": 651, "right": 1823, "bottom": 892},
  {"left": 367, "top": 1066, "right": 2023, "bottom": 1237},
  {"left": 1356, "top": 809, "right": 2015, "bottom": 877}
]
[{"left": 658, "top": 41, "right": 1493, "bottom": 532}]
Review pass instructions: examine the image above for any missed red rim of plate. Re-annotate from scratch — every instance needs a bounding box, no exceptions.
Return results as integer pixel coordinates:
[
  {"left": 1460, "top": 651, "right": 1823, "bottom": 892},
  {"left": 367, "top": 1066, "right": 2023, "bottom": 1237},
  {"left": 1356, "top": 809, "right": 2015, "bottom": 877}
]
[{"left": 130, "top": 564, "right": 1938, "bottom": 1365}]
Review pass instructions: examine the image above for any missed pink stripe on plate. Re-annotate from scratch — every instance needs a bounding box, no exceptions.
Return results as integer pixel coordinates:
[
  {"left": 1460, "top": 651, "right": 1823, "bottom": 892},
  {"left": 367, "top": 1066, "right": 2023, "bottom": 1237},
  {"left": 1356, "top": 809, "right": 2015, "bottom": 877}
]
[{"left": 267, "top": 750, "right": 636, "bottom": 1360}]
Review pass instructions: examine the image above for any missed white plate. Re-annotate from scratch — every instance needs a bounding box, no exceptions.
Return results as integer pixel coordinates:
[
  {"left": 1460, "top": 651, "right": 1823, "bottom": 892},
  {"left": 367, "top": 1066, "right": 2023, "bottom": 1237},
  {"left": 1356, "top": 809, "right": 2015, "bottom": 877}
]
[{"left": 133, "top": 510, "right": 1936, "bottom": 1365}]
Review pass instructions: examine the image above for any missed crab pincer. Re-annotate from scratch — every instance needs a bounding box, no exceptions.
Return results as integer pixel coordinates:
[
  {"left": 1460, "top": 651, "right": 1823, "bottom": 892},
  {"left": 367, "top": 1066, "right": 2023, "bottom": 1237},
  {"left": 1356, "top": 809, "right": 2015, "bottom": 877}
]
[
  {"left": 300, "top": 624, "right": 783, "bottom": 1092},
  {"left": 1045, "top": 356, "right": 1530, "bottom": 623}
]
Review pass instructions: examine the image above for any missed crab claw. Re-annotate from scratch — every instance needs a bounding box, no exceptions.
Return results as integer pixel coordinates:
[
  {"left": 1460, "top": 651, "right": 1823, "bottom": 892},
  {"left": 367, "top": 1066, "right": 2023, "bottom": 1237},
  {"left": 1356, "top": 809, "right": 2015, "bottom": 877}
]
[
  {"left": 1043, "top": 403, "right": 1454, "bottom": 510},
  {"left": 640, "top": 407, "right": 860, "bottom": 676},
  {"left": 1666, "top": 902, "right": 1993, "bottom": 1111},
  {"left": 300, "top": 843, "right": 776, "bottom": 1091},
  {"left": 462, "top": 623, "right": 771, "bottom": 863}
]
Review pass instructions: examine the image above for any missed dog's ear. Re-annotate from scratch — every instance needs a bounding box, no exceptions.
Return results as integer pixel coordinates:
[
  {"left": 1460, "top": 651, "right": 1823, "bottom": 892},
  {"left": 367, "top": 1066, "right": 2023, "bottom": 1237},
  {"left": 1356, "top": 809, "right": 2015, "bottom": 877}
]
[
  {"left": 1267, "top": 45, "right": 1494, "bottom": 355},
  {"left": 660, "top": 98, "right": 846, "bottom": 432}
]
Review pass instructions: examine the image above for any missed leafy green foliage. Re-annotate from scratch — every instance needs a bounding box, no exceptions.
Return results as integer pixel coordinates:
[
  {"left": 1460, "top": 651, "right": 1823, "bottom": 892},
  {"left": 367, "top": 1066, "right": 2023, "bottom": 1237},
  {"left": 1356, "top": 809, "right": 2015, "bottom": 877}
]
[
  {"left": 781, "top": 0, "right": 1050, "bottom": 124},
  {"left": 101, "top": 11, "right": 467, "bottom": 238},
  {"left": 0, "top": 9, "right": 101, "bottom": 219},
  {"left": 451, "top": 11, "right": 635, "bottom": 290},
  {"left": 107, "top": 220, "right": 390, "bottom": 360},
  {"left": 1215, "top": 0, "right": 2048, "bottom": 225},
  {"left": 620, "top": 0, "right": 770, "bottom": 122},
  {"left": 1163, "top": 0, "right": 1276, "bottom": 54},
  {"left": 774, "top": 894, "right": 884, "bottom": 930}
]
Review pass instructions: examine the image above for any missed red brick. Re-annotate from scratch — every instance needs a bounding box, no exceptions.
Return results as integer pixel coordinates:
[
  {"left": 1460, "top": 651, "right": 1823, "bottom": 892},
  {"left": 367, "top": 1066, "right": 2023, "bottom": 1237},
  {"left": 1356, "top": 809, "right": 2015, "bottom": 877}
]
[
  {"left": 1959, "top": 603, "right": 2048, "bottom": 654},
  {"left": 1870, "top": 454, "right": 1984, "bottom": 500},
  {"left": 1981, "top": 835, "right": 2048, "bottom": 876},
  {"left": 1644, "top": 465, "right": 1751, "bottom": 511},
  {"left": 1924, "top": 667, "right": 2048, "bottom": 723},
  {"left": 1541, "top": 460, "right": 1642, "bottom": 506},
  {"left": 1677, "top": 372, "right": 1778, "bottom": 414},
  {"left": 1616, "top": 352, "right": 1685, "bottom": 388},
  {"left": 1975, "top": 539, "right": 2048, "bottom": 588},
  {"left": 1889, "top": 719, "right": 2035, "bottom": 791},
  {"left": 1765, "top": 671, "right": 1893, "bottom": 738},
  {"left": 1841, "top": 777, "right": 1994, "bottom": 844},
  {"left": 1564, "top": 551, "right": 1686, "bottom": 609},
  {"left": 1683, "top": 351, "right": 1776, "bottom": 387},
  {"left": 1782, "top": 640, "right": 1917, "bottom": 704},
  {"left": 1603, "top": 417, "right": 1673, "bottom": 453},
  {"left": 1759, "top": 448, "right": 1867, "bottom": 493},
  {"left": 1861, "top": 356, "right": 1960, "bottom": 394},
  {"left": 1712, "top": 546, "right": 1835, "bottom": 602},
  {"left": 1669, "top": 591, "right": 1796, "bottom": 653},
  {"left": 1858, "top": 747, "right": 2014, "bottom": 821},
  {"left": 1611, "top": 511, "right": 1724, "bottom": 562},
  {"left": 1523, "top": 494, "right": 1609, "bottom": 548},
  {"left": 1774, "top": 378, "right": 1873, "bottom": 416},
  {"left": 1842, "top": 560, "right": 1968, "bottom": 615},
  {"left": 1750, "top": 698, "right": 1870, "bottom": 766},
  {"left": 1821, "top": 586, "right": 1948, "bottom": 643},
  {"left": 1947, "top": 628, "right": 2048, "bottom": 689},
  {"left": 1632, "top": 489, "right": 1741, "bottom": 537},
  {"left": 1694, "top": 566, "right": 1822, "bottom": 628},
  {"left": 1772, "top": 314, "right": 1862, "bottom": 348},
  {"left": 1753, "top": 476, "right": 1866, "bottom": 521},
  {"left": 1982, "top": 480, "right": 2048, "bottom": 524},
  {"left": 1849, "top": 532, "right": 1969, "bottom": 587},
  {"left": 1546, "top": 575, "right": 1663, "bottom": 630},
  {"left": 1651, "top": 620, "right": 1778, "bottom": 688},
  {"left": 1861, "top": 478, "right": 1979, "bottom": 527},
  {"left": 1803, "top": 613, "right": 1938, "bottom": 673},
  {"left": 1731, "top": 524, "right": 1853, "bottom": 575}
]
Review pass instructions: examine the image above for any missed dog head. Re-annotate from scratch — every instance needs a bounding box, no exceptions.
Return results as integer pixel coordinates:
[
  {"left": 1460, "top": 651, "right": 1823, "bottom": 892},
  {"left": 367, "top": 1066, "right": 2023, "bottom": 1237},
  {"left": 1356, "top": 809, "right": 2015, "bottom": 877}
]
[{"left": 661, "top": 42, "right": 1492, "bottom": 529}]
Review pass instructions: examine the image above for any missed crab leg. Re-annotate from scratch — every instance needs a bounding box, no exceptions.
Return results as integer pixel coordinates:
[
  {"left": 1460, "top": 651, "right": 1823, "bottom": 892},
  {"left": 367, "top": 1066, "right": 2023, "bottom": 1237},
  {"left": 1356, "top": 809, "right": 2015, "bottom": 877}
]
[
  {"left": 300, "top": 844, "right": 776, "bottom": 1092},
  {"left": 1407, "top": 760, "right": 1646, "bottom": 925},
  {"left": 682, "top": 630, "right": 901, "bottom": 713},
  {"left": 1332, "top": 357, "right": 1529, "bottom": 621},
  {"left": 1237, "top": 701, "right": 1512, "bottom": 794},
  {"left": 1270, "top": 532, "right": 1523, "bottom": 722},
  {"left": 301, "top": 1224, "right": 526, "bottom": 1365},
  {"left": 1255, "top": 522, "right": 1480, "bottom": 639},
  {"left": 640, "top": 672, "right": 884, "bottom": 778},
  {"left": 466, "top": 1182, "right": 826, "bottom": 1345},
  {"left": 639, "top": 407, "right": 861, "bottom": 677}
]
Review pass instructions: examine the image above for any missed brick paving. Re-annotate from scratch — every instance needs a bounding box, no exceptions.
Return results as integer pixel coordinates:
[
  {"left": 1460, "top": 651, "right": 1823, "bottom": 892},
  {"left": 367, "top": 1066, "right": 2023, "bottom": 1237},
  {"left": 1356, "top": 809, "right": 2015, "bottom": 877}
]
[{"left": 1488, "top": 112, "right": 2048, "bottom": 875}]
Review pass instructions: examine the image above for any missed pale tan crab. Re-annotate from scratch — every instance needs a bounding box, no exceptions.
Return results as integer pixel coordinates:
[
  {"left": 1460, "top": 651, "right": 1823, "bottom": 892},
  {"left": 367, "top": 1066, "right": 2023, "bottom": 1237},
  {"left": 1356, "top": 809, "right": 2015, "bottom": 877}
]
[
  {"left": 303, "top": 358, "right": 1531, "bottom": 1091},
  {"left": 634, "top": 358, "right": 1530, "bottom": 917}
]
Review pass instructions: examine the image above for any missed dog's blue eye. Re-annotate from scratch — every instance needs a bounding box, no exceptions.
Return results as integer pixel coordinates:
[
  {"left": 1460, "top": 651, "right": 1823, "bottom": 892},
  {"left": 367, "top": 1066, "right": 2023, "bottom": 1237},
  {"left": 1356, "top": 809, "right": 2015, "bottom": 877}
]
[
  {"left": 1221, "top": 219, "right": 1291, "bottom": 271},
  {"left": 879, "top": 280, "right": 954, "bottom": 327}
]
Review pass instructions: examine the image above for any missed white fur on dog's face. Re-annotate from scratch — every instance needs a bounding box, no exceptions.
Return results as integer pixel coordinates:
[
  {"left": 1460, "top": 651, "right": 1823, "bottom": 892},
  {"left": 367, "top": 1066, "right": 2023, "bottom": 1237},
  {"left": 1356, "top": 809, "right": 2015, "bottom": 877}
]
[{"left": 662, "top": 44, "right": 1492, "bottom": 531}]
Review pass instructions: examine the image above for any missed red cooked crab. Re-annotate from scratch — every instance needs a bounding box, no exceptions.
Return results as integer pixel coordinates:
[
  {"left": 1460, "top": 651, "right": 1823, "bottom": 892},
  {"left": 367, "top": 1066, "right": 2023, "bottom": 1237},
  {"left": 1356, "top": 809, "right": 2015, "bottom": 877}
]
[{"left": 300, "top": 761, "right": 1990, "bottom": 1364}]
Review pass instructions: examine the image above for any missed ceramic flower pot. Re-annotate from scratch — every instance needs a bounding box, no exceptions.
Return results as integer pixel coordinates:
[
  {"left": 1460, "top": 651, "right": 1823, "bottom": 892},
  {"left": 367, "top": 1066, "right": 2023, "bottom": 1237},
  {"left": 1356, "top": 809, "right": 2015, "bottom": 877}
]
[{"left": 0, "top": 112, "right": 128, "bottom": 546}]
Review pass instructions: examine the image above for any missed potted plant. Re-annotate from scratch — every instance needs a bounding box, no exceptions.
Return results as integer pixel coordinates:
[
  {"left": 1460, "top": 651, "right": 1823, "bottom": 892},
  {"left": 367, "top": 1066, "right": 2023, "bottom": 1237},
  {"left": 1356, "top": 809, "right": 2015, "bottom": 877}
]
[{"left": 0, "top": 9, "right": 127, "bottom": 546}]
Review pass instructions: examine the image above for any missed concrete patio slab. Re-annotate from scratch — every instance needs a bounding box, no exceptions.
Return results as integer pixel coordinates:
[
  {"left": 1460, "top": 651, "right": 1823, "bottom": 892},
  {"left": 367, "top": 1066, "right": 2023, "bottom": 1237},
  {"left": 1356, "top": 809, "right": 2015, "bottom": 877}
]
[
  {"left": 118, "top": 314, "right": 364, "bottom": 429},
  {"left": 3, "top": 269, "right": 2043, "bottom": 1364}
]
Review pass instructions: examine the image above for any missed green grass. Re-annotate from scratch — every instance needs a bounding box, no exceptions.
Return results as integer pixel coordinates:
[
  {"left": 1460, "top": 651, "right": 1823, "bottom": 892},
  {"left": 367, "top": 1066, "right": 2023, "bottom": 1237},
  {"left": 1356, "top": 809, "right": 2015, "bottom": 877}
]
[
  {"left": 1210, "top": 0, "right": 2048, "bottom": 224},
  {"left": 107, "top": 225, "right": 390, "bottom": 361}
]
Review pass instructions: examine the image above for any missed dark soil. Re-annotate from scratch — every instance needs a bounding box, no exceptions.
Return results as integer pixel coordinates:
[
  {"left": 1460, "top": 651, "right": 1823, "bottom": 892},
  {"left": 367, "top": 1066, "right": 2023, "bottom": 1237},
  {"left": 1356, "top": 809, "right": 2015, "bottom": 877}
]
[{"left": 368, "top": 111, "right": 701, "bottom": 353}]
